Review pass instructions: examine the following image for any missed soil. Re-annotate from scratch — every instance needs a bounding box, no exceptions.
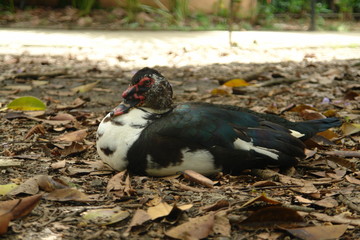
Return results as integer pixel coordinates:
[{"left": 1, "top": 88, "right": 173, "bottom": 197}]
[{"left": 0, "top": 25, "right": 360, "bottom": 240}]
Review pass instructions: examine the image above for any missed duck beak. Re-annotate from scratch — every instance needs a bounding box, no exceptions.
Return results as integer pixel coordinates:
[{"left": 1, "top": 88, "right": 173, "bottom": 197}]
[
  {"left": 109, "top": 100, "right": 137, "bottom": 117},
  {"left": 110, "top": 84, "right": 145, "bottom": 117}
]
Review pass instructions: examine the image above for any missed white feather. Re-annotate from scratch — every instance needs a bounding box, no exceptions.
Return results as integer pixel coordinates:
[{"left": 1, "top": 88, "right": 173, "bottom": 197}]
[
  {"left": 96, "top": 108, "right": 150, "bottom": 171},
  {"left": 145, "top": 148, "right": 221, "bottom": 176},
  {"left": 234, "top": 138, "right": 279, "bottom": 160}
]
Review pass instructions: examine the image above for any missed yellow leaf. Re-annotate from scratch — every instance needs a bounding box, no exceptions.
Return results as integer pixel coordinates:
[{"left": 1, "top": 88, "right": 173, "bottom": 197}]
[
  {"left": 7, "top": 96, "right": 46, "bottom": 111},
  {"left": 72, "top": 81, "right": 99, "bottom": 93},
  {"left": 341, "top": 122, "right": 360, "bottom": 136},
  {"left": 0, "top": 183, "right": 18, "bottom": 196},
  {"left": 81, "top": 207, "right": 130, "bottom": 225},
  {"left": 223, "top": 78, "right": 251, "bottom": 87},
  {"left": 210, "top": 86, "right": 232, "bottom": 95}
]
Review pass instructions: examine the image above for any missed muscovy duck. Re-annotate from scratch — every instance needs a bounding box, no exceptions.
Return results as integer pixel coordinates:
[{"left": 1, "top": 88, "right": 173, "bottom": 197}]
[{"left": 96, "top": 67, "right": 341, "bottom": 176}]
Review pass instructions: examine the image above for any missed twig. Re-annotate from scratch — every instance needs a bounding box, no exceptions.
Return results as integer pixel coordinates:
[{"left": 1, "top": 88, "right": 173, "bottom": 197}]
[
  {"left": 339, "top": 194, "right": 360, "bottom": 213},
  {"left": 282, "top": 204, "right": 315, "bottom": 213},
  {"left": 13, "top": 70, "right": 68, "bottom": 79},
  {"left": 255, "top": 78, "right": 304, "bottom": 87}
]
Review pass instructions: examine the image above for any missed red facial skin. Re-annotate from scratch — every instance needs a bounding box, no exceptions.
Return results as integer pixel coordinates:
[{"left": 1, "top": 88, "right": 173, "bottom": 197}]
[{"left": 110, "top": 77, "right": 154, "bottom": 117}]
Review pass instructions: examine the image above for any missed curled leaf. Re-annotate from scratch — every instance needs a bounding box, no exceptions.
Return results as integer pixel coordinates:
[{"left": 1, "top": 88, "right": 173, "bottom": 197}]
[{"left": 223, "top": 78, "right": 251, "bottom": 87}]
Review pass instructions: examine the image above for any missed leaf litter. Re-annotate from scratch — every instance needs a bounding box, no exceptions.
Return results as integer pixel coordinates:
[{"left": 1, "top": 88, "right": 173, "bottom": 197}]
[{"left": 0, "top": 53, "right": 359, "bottom": 239}]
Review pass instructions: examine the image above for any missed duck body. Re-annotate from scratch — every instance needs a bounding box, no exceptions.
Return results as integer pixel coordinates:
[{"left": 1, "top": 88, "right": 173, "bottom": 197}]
[{"left": 96, "top": 68, "right": 341, "bottom": 176}]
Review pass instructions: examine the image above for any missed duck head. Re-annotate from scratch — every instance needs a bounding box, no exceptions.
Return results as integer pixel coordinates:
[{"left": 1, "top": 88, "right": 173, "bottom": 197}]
[{"left": 110, "top": 67, "right": 173, "bottom": 117}]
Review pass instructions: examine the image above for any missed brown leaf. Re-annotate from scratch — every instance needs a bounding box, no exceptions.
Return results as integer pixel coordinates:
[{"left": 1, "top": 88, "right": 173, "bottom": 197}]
[
  {"left": 44, "top": 188, "right": 96, "bottom": 202},
  {"left": 341, "top": 122, "right": 360, "bottom": 136},
  {"left": 8, "top": 177, "right": 39, "bottom": 195},
  {"left": 125, "top": 209, "right": 151, "bottom": 234},
  {"left": 316, "top": 129, "right": 339, "bottom": 140},
  {"left": 50, "top": 113, "right": 76, "bottom": 121},
  {"left": 165, "top": 213, "right": 215, "bottom": 239},
  {"left": 50, "top": 160, "right": 66, "bottom": 169},
  {"left": 289, "top": 104, "right": 317, "bottom": 113},
  {"left": 183, "top": 170, "right": 215, "bottom": 188},
  {"left": 0, "top": 211, "right": 12, "bottom": 235},
  {"left": 203, "top": 200, "right": 230, "bottom": 212},
  {"left": 345, "top": 175, "right": 360, "bottom": 185},
  {"left": 286, "top": 224, "right": 348, "bottom": 240},
  {"left": 36, "top": 175, "right": 69, "bottom": 192},
  {"left": 54, "top": 129, "right": 88, "bottom": 142},
  {"left": 147, "top": 202, "right": 173, "bottom": 220},
  {"left": 327, "top": 156, "right": 357, "bottom": 172},
  {"left": 56, "top": 97, "right": 86, "bottom": 110},
  {"left": 106, "top": 170, "right": 135, "bottom": 196},
  {"left": 300, "top": 109, "right": 326, "bottom": 120},
  {"left": 240, "top": 193, "right": 282, "bottom": 209},
  {"left": 311, "top": 212, "right": 360, "bottom": 226},
  {"left": 325, "top": 150, "right": 360, "bottom": 158},
  {"left": 72, "top": 81, "right": 99, "bottom": 93},
  {"left": 58, "top": 142, "right": 87, "bottom": 156},
  {"left": 278, "top": 174, "right": 319, "bottom": 195},
  {"left": 239, "top": 206, "right": 305, "bottom": 229},
  {"left": 24, "top": 124, "right": 46, "bottom": 140},
  {"left": 213, "top": 211, "right": 231, "bottom": 237},
  {"left": 313, "top": 197, "right": 338, "bottom": 208}
]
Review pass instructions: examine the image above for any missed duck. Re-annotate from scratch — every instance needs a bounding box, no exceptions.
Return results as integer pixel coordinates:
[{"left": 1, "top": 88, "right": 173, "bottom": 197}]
[{"left": 96, "top": 67, "right": 342, "bottom": 176}]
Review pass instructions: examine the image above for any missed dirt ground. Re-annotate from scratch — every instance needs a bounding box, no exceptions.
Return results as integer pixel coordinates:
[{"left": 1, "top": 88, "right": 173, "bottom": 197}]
[{"left": 0, "top": 30, "right": 360, "bottom": 240}]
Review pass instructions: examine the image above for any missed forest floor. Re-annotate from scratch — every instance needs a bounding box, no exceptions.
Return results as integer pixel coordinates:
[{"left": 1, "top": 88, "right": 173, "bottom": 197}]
[{"left": 0, "top": 28, "right": 360, "bottom": 240}]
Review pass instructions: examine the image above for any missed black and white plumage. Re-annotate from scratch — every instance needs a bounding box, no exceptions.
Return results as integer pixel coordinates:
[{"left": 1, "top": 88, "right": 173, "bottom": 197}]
[{"left": 96, "top": 67, "right": 342, "bottom": 176}]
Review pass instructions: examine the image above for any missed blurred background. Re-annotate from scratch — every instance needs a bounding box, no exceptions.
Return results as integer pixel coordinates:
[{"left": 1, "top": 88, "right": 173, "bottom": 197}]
[{"left": 1, "top": 0, "right": 360, "bottom": 31}]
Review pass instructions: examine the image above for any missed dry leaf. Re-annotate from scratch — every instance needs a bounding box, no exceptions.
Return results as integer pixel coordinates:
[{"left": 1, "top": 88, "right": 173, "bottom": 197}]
[
  {"left": 125, "top": 209, "right": 151, "bottom": 234},
  {"left": 44, "top": 188, "right": 96, "bottom": 202},
  {"left": 285, "top": 224, "right": 348, "bottom": 240},
  {"left": 239, "top": 206, "right": 305, "bottom": 229},
  {"left": 345, "top": 175, "right": 360, "bottom": 185},
  {"left": 213, "top": 211, "right": 231, "bottom": 237},
  {"left": 313, "top": 197, "right": 338, "bottom": 208},
  {"left": 24, "top": 124, "right": 46, "bottom": 140},
  {"left": 51, "top": 160, "right": 66, "bottom": 169},
  {"left": 54, "top": 129, "right": 87, "bottom": 142},
  {"left": 82, "top": 207, "right": 129, "bottom": 225},
  {"left": 203, "top": 200, "right": 230, "bottom": 212},
  {"left": 223, "top": 78, "right": 251, "bottom": 87},
  {"left": 183, "top": 170, "right": 215, "bottom": 188},
  {"left": 166, "top": 213, "right": 215, "bottom": 239},
  {"left": 56, "top": 98, "right": 86, "bottom": 110},
  {"left": 210, "top": 85, "right": 232, "bottom": 95},
  {"left": 8, "top": 177, "right": 40, "bottom": 195},
  {"left": 0, "top": 183, "right": 18, "bottom": 196},
  {"left": 0, "top": 194, "right": 42, "bottom": 235},
  {"left": 311, "top": 212, "right": 360, "bottom": 226},
  {"left": 278, "top": 175, "right": 319, "bottom": 195},
  {"left": 58, "top": 142, "right": 87, "bottom": 156},
  {"left": 147, "top": 202, "right": 173, "bottom": 220},
  {"left": 341, "top": 122, "right": 360, "bottom": 136},
  {"left": 72, "top": 81, "right": 99, "bottom": 93},
  {"left": 239, "top": 193, "right": 282, "bottom": 209}
]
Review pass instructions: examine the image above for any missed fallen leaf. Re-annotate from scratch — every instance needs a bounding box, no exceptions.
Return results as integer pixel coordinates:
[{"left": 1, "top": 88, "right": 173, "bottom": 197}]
[
  {"left": 56, "top": 98, "right": 86, "bottom": 110},
  {"left": 239, "top": 193, "right": 282, "bottom": 209},
  {"left": 54, "top": 129, "right": 88, "bottom": 142},
  {"left": 345, "top": 175, "right": 360, "bottom": 185},
  {"left": 165, "top": 213, "right": 215, "bottom": 239},
  {"left": 124, "top": 209, "right": 151, "bottom": 236},
  {"left": 0, "top": 194, "right": 42, "bottom": 235},
  {"left": 211, "top": 85, "right": 232, "bottom": 95},
  {"left": 239, "top": 206, "right": 305, "bottom": 229},
  {"left": 0, "top": 159, "right": 22, "bottom": 168},
  {"left": 316, "top": 129, "right": 339, "bottom": 140},
  {"left": 24, "top": 124, "right": 46, "bottom": 140},
  {"left": 8, "top": 177, "right": 39, "bottom": 195},
  {"left": 0, "top": 183, "right": 18, "bottom": 196},
  {"left": 44, "top": 188, "right": 96, "bottom": 202},
  {"left": 289, "top": 104, "right": 317, "bottom": 113},
  {"left": 147, "top": 202, "right": 173, "bottom": 220},
  {"left": 213, "top": 211, "right": 231, "bottom": 237},
  {"left": 285, "top": 224, "right": 348, "bottom": 240},
  {"left": 203, "top": 199, "right": 230, "bottom": 212},
  {"left": 313, "top": 197, "right": 338, "bottom": 208},
  {"left": 106, "top": 170, "right": 134, "bottom": 196},
  {"left": 82, "top": 207, "right": 129, "bottom": 225},
  {"left": 311, "top": 212, "right": 360, "bottom": 226},
  {"left": 58, "top": 142, "right": 87, "bottom": 156},
  {"left": 278, "top": 174, "right": 319, "bottom": 195},
  {"left": 50, "top": 160, "right": 66, "bottom": 169},
  {"left": 341, "top": 122, "right": 360, "bottom": 136},
  {"left": 183, "top": 170, "right": 215, "bottom": 188},
  {"left": 6, "top": 96, "right": 46, "bottom": 111},
  {"left": 223, "top": 78, "right": 251, "bottom": 87},
  {"left": 36, "top": 175, "right": 69, "bottom": 192},
  {"left": 72, "top": 81, "right": 99, "bottom": 93}
]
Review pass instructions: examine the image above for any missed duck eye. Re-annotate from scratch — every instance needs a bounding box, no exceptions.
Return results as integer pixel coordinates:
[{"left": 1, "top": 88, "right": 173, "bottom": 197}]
[{"left": 141, "top": 78, "right": 152, "bottom": 86}]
